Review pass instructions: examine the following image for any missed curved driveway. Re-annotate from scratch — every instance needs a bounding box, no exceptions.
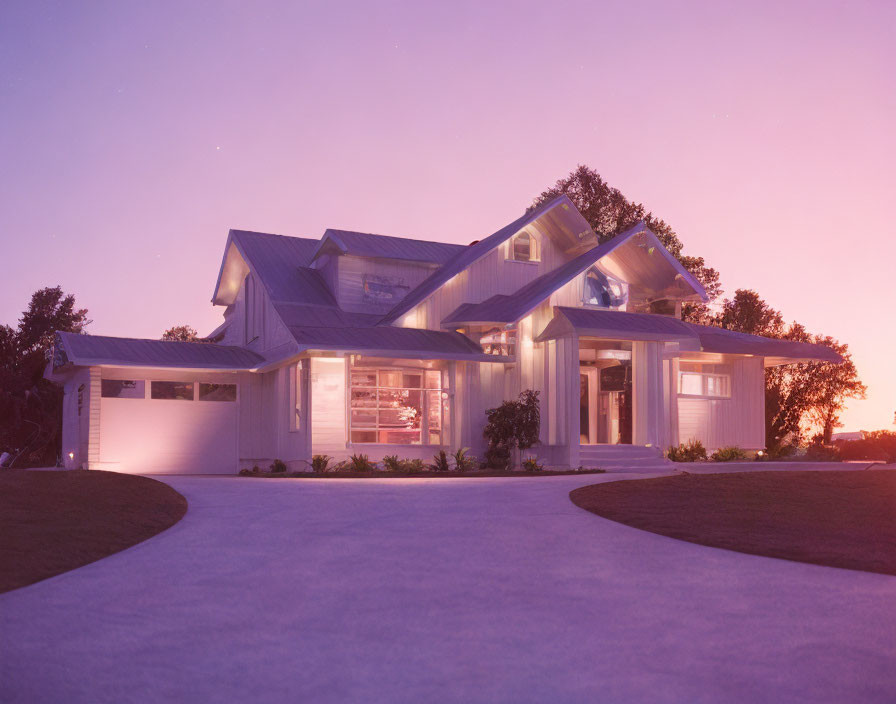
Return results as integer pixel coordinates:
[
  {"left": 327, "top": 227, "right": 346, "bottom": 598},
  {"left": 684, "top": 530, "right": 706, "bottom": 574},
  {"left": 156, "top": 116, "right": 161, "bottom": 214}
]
[{"left": 2, "top": 473, "right": 895, "bottom": 703}]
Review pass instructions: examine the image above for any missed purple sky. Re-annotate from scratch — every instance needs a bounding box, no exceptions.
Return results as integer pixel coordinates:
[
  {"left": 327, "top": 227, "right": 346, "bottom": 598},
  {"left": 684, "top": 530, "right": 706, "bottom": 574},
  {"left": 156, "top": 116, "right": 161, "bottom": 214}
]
[{"left": 1, "top": 1, "right": 893, "bottom": 431}]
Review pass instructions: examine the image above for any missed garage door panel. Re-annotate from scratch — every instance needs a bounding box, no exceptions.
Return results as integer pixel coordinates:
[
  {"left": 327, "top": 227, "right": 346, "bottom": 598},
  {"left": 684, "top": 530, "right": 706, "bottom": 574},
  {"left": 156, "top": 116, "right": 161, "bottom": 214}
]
[{"left": 100, "top": 397, "right": 237, "bottom": 474}]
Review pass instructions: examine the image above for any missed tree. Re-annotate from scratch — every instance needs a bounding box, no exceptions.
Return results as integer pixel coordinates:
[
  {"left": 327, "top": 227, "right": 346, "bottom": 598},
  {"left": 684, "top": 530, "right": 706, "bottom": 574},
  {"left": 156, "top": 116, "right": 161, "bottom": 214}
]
[
  {"left": 0, "top": 287, "right": 90, "bottom": 465},
  {"left": 531, "top": 165, "right": 722, "bottom": 320},
  {"left": 483, "top": 390, "right": 541, "bottom": 469},
  {"left": 162, "top": 325, "right": 199, "bottom": 342},
  {"left": 712, "top": 289, "right": 864, "bottom": 453}
]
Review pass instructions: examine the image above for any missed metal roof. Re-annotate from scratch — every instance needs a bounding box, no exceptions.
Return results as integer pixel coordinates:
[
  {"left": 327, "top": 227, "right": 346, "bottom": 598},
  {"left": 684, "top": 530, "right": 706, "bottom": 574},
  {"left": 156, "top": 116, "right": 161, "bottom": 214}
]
[
  {"left": 378, "top": 194, "right": 576, "bottom": 325},
  {"left": 273, "top": 303, "right": 381, "bottom": 328},
  {"left": 442, "top": 222, "right": 650, "bottom": 325},
  {"left": 230, "top": 230, "right": 332, "bottom": 305},
  {"left": 313, "top": 229, "right": 465, "bottom": 264},
  {"left": 55, "top": 332, "right": 266, "bottom": 370},
  {"left": 536, "top": 307, "right": 843, "bottom": 363},
  {"left": 287, "top": 325, "right": 490, "bottom": 359}
]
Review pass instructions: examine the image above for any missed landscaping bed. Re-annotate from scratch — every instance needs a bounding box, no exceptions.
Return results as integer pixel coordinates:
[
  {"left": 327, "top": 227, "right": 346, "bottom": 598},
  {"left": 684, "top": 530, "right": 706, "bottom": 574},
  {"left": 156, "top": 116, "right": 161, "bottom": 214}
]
[
  {"left": 0, "top": 470, "right": 187, "bottom": 593},
  {"left": 570, "top": 469, "right": 896, "bottom": 576},
  {"left": 240, "top": 468, "right": 607, "bottom": 479}
]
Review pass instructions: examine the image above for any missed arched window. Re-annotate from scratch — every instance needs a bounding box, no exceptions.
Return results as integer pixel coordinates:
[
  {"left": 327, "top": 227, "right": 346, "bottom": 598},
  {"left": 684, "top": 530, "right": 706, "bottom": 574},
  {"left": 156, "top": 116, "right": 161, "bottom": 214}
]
[
  {"left": 511, "top": 231, "right": 537, "bottom": 262},
  {"left": 584, "top": 267, "right": 627, "bottom": 308}
]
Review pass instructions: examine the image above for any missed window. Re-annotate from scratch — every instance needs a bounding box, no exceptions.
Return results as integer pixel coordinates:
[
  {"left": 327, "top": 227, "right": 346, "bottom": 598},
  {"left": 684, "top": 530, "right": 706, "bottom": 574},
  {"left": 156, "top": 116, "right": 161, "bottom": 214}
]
[
  {"left": 244, "top": 274, "right": 264, "bottom": 344},
  {"left": 349, "top": 368, "right": 444, "bottom": 445},
  {"left": 151, "top": 381, "right": 194, "bottom": 400},
  {"left": 77, "top": 384, "right": 84, "bottom": 416},
  {"left": 510, "top": 232, "right": 537, "bottom": 262},
  {"left": 198, "top": 383, "right": 236, "bottom": 401},
  {"left": 678, "top": 363, "right": 731, "bottom": 398},
  {"left": 584, "top": 267, "right": 628, "bottom": 308},
  {"left": 480, "top": 327, "right": 516, "bottom": 357},
  {"left": 101, "top": 379, "right": 145, "bottom": 399}
]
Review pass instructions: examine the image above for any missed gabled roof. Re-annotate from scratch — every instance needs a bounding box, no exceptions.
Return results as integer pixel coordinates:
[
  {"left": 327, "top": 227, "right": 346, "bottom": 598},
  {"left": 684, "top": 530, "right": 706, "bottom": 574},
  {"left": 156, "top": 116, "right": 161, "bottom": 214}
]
[
  {"left": 379, "top": 194, "right": 584, "bottom": 325},
  {"left": 285, "top": 325, "right": 501, "bottom": 361},
  {"left": 442, "top": 222, "right": 666, "bottom": 326},
  {"left": 273, "top": 303, "right": 381, "bottom": 328},
  {"left": 536, "top": 307, "right": 843, "bottom": 365},
  {"left": 54, "top": 332, "right": 266, "bottom": 370},
  {"left": 312, "top": 229, "right": 465, "bottom": 265}
]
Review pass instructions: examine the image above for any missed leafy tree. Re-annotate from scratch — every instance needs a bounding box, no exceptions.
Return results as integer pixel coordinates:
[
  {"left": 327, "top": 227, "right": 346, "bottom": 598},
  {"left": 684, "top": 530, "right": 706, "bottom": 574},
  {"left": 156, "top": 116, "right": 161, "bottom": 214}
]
[
  {"left": 713, "top": 289, "right": 865, "bottom": 453},
  {"left": 0, "top": 287, "right": 89, "bottom": 465},
  {"left": 531, "top": 165, "right": 722, "bottom": 320},
  {"left": 162, "top": 325, "right": 199, "bottom": 342}
]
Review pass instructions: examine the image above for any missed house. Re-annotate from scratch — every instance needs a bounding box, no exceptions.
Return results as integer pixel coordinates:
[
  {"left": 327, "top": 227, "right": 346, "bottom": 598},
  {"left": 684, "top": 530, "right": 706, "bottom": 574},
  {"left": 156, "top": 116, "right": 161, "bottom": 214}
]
[{"left": 47, "top": 196, "right": 841, "bottom": 473}]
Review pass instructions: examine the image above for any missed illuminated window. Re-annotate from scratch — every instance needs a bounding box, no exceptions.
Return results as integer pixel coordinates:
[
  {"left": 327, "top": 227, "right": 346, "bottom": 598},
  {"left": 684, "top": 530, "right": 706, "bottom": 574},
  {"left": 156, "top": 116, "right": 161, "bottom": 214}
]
[
  {"left": 349, "top": 368, "right": 444, "bottom": 445},
  {"left": 678, "top": 363, "right": 731, "bottom": 398},
  {"left": 480, "top": 327, "right": 516, "bottom": 357},
  {"left": 510, "top": 232, "right": 538, "bottom": 262},
  {"left": 101, "top": 379, "right": 145, "bottom": 399},
  {"left": 151, "top": 381, "right": 194, "bottom": 400},
  {"left": 584, "top": 267, "right": 628, "bottom": 308}
]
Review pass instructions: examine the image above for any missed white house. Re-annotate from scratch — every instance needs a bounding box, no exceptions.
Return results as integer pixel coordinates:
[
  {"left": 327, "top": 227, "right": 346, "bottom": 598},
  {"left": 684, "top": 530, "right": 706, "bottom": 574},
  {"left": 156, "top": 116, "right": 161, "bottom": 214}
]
[{"left": 47, "top": 196, "right": 841, "bottom": 473}]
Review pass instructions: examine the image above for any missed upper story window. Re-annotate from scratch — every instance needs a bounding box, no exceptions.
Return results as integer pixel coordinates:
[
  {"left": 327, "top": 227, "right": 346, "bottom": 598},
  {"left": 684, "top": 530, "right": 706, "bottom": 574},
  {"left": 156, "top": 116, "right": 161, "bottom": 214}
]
[
  {"left": 584, "top": 267, "right": 628, "bottom": 308},
  {"left": 510, "top": 232, "right": 538, "bottom": 262}
]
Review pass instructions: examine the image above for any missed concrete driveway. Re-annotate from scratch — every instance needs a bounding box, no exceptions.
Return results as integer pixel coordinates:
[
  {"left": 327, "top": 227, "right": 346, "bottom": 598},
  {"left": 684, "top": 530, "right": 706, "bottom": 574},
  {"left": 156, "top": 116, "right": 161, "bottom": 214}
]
[{"left": 2, "top": 473, "right": 895, "bottom": 703}]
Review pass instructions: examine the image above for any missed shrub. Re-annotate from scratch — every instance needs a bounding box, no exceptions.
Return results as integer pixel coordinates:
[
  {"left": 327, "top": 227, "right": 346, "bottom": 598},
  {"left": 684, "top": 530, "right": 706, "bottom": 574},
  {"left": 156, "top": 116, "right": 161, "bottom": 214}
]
[
  {"left": 483, "top": 389, "right": 541, "bottom": 469},
  {"left": 837, "top": 432, "right": 896, "bottom": 463},
  {"left": 402, "top": 458, "right": 425, "bottom": 474},
  {"left": 805, "top": 442, "right": 840, "bottom": 462},
  {"left": 522, "top": 456, "right": 543, "bottom": 472},
  {"left": 667, "top": 439, "right": 707, "bottom": 462},
  {"left": 238, "top": 468, "right": 251, "bottom": 476},
  {"left": 382, "top": 455, "right": 402, "bottom": 472},
  {"left": 251, "top": 465, "right": 261, "bottom": 474},
  {"left": 429, "top": 450, "right": 451, "bottom": 472},
  {"left": 311, "top": 455, "right": 331, "bottom": 473},
  {"left": 348, "top": 454, "right": 375, "bottom": 472},
  {"left": 270, "top": 459, "right": 288, "bottom": 473},
  {"left": 710, "top": 446, "right": 747, "bottom": 462},
  {"left": 452, "top": 448, "right": 476, "bottom": 472}
]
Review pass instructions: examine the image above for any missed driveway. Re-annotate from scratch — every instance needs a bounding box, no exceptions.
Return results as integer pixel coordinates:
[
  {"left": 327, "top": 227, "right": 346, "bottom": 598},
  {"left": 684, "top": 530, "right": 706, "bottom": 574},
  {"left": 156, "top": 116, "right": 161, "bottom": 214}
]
[{"left": 2, "top": 473, "right": 895, "bottom": 703}]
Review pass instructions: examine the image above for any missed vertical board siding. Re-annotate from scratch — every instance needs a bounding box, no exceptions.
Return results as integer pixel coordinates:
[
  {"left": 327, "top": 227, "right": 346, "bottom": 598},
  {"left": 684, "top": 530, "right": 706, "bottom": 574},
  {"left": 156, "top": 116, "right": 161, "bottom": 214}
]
[
  {"left": 677, "top": 356, "right": 765, "bottom": 451},
  {"left": 310, "top": 357, "right": 347, "bottom": 455}
]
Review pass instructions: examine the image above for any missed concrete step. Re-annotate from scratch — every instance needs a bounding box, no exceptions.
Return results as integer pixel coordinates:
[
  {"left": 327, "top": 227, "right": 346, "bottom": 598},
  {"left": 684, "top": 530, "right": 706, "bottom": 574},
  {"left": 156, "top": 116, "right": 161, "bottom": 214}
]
[{"left": 579, "top": 445, "right": 663, "bottom": 460}]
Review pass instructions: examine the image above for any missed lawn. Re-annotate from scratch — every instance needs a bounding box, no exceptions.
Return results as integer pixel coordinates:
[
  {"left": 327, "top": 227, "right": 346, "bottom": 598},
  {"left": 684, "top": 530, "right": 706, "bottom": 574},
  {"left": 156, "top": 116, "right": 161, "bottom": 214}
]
[
  {"left": 0, "top": 470, "right": 187, "bottom": 593},
  {"left": 570, "top": 470, "right": 896, "bottom": 576}
]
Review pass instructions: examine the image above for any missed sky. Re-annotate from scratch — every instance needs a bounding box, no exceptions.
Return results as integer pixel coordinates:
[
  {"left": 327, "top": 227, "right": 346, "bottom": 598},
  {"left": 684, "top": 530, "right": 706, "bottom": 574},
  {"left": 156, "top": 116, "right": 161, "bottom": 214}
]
[{"left": 1, "top": 0, "right": 893, "bottom": 432}]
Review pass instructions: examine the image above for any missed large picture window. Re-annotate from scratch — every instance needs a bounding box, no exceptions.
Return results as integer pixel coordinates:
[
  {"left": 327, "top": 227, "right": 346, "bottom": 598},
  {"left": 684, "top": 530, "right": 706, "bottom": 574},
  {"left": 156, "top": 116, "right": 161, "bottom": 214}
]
[
  {"left": 349, "top": 368, "right": 443, "bottom": 445},
  {"left": 584, "top": 267, "right": 628, "bottom": 308}
]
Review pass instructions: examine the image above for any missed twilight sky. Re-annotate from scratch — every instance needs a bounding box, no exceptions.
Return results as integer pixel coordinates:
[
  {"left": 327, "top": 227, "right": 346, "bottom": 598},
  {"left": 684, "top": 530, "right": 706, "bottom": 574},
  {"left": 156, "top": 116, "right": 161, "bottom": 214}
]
[{"left": 1, "top": 0, "right": 893, "bottom": 431}]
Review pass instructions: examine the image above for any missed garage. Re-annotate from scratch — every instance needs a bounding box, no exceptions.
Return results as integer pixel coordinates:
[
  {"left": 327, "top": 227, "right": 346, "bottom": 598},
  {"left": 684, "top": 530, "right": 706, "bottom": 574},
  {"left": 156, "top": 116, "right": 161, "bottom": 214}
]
[{"left": 98, "top": 376, "right": 239, "bottom": 474}]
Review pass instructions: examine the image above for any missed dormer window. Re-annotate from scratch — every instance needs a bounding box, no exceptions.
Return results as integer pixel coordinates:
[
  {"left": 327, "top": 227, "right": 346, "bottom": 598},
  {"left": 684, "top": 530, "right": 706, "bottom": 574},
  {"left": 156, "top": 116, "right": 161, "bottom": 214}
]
[
  {"left": 584, "top": 267, "right": 627, "bottom": 308},
  {"left": 510, "top": 231, "right": 538, "bottom": 262}
]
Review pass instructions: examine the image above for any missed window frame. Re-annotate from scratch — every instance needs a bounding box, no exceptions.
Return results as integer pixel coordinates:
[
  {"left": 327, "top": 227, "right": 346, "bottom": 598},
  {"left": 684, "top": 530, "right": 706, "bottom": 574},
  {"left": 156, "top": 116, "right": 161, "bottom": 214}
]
[
  {"left": 508, "top": 231, "right": 539, "bottom": 263},
  {"left": 150, "top": 380, "right": 196, "bottom": 401},
  {"left": 197, "top": 382, "right": 237, "bottom": 402},
  {"left": 678, "top": 365, "right": 731, "bottom": 399},
  {"left": 101, "top": 379, "right": 146, "bottom": 399},
  {"left": 348, "top": 366, "right": 444, "bottom": 446}
]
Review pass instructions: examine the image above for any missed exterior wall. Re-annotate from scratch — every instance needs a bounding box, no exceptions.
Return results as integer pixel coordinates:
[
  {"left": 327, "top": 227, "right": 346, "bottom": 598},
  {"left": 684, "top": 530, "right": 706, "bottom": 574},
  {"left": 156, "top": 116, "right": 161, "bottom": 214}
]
[
  {"left": 676, "top": 355, "right": 765, "bottom": 451},
  {"left": 60, "top": 367, "right": 91, "bottom": 469},
  {"left": 334, "top": 255, "right": 436, "bottom": 314}
]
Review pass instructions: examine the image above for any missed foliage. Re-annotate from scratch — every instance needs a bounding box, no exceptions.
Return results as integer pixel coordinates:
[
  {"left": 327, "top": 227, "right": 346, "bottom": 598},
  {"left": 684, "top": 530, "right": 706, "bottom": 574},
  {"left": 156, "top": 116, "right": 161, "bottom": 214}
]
[
  {"left": 402, "top": 458, "right": 426, "bottom": 474},
  {"left": 452, "top": 447, "right": 476, "bottom": 472},
  {"left": 710, "top": 446, "right": 747, "bottom": 462},
  {"left": 522, "top": 456, "right": 544, "bottom": 472},
  {"left": 311, "top": 454, "right": 331, "bottom": 473},
  {"left": 269, "top": 459, "right": 287, "bottom": 473},
  {"left": 382, "top": 455, "right": 402, "bottom": 472},
  {"left": 530, "top": 165, "right": 723, "bottom": 321},
  {"left": 161, "top": 325, "right": 200, "bottom": 342},
  {"left": 805, "top": 441, "right": 840, "bottom": 462},
  {"left": 712, "top": 290, "right": 866, "bottom": 454},
  {"left": 0, "top": 286, "right": 90, "bottom": 466},
  {"left": 428, "top": 450, "right": 451, "bottom": 472},
  {"left": 836, "top": 431, "right": 896, "bottom": 463},
  {"left": 348, "top": 453, "right": 375, "bottom": 472},
  {"left": 483, "top": 390, "right": 541, "bottom": 469},
  {"left": 667, "top": 439, "right": 708, "bottom": 462}
]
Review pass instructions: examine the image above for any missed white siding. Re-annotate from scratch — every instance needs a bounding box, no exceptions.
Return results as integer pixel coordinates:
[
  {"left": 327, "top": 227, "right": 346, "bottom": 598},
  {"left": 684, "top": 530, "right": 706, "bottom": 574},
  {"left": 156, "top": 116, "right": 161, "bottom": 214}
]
[
  {"left": 335, "top": 255, "right": 436, "bottom": 314},
  {"left": 310, "top": 357, "right": 347, "bottom": 456}
]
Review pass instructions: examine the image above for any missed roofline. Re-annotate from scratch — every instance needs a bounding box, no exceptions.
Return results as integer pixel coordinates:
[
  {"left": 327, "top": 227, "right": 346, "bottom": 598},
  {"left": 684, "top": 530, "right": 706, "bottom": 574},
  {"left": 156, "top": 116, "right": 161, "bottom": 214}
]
[{"left": 379, "top": 193, "right": 576, "bottom": 325}]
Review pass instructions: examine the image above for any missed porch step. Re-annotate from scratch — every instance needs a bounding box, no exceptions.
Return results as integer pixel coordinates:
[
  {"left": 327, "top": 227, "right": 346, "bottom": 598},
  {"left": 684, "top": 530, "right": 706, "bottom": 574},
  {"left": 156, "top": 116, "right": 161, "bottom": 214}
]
[{"left": 578, "top": 445, "right": 673, "bottom": 473}]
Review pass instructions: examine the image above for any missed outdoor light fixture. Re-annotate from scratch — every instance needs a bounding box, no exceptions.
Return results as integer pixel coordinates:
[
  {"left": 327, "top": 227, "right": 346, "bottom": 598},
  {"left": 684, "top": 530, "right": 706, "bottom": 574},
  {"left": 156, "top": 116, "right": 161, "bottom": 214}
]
[
  {"left": 757, "top": 450, "right": 765, "bottom": 457},
  {"left": 68, "top": 452, "right": 74, "bottom": 460}
]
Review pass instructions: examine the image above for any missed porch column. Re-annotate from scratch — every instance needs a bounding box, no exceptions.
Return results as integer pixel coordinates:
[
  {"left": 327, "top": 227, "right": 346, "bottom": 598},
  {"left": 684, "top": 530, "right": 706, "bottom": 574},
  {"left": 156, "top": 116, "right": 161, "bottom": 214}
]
[
  {"left": 632, "top": 341, "right": 664, "bottom": 447},
  {"left": 561, "top": 335, "right": 580, "bottom": 468}
]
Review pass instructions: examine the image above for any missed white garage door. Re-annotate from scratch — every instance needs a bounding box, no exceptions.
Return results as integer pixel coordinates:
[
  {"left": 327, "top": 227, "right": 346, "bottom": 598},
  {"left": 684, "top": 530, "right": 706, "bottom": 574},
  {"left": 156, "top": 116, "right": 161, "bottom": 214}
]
[{"left": 99, "top": 379, "right": 238, "bottom": 474}]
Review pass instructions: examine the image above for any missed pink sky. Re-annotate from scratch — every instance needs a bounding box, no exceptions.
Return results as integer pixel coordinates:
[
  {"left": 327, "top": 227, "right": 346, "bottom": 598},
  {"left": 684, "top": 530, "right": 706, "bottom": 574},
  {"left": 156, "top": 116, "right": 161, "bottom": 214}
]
[{"left": 1, "top": 1, "right": 893, "bottom": 432}]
